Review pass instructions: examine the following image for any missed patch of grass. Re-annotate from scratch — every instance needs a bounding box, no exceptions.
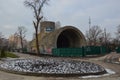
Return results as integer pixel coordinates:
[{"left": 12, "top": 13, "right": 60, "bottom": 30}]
[
  {"left": 5, "top": 52, "right": 19, "bottom": 58},
  {"left": 0, "top": 50, "right": 19, "bottom": 58}
]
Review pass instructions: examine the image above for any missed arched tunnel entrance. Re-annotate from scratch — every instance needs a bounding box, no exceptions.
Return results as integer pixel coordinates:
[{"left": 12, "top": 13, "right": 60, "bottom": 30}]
[{"left": 57, "top": 29, "right": 81, "bottom": 48}]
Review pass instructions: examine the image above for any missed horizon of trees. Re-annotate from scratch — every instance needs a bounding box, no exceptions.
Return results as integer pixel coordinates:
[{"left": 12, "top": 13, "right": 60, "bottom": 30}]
[
  {"left": 1, "top": 24, "right": 120, "bottom": 52},
  {"left": 85, "top": 24, "right": 120, "bottom": 51}
]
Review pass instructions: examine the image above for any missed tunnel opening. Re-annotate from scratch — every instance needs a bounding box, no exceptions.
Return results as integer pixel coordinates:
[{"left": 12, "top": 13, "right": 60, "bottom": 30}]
[{"left": 57, "top": 29, "right": 81, "bottom": 48}]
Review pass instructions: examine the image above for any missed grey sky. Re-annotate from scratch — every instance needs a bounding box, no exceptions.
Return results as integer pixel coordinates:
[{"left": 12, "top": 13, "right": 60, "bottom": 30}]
[{"left": 0, "top": 0, "right": 120, "bottom": 41}]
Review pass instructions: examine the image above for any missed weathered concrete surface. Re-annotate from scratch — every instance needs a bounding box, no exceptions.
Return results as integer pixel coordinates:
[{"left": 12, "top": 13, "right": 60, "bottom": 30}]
[{"left": 39, "top": 26, "right": 86, "bottom": 49}]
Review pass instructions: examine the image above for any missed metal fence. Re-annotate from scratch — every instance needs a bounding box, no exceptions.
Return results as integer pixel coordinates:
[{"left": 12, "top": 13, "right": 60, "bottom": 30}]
[{"left": 52, "top": 46, "right": 108, "bottom": 57}]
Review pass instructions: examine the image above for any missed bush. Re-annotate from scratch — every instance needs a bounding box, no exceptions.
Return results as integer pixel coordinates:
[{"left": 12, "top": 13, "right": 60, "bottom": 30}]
[
  {"left": 0, "top": 48, "right": 19, "bottom": 58},
  {"left": 0, "top": 48, "right": 6, "bottom": 58},
  {"left": 5, "top": 52, "right": 19, "bottom": 58}
]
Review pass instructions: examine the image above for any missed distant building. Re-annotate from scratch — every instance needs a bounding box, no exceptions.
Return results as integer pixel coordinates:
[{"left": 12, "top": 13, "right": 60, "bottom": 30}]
[{"left": 8, "top": 34, "right": 28, "bottom": 50}]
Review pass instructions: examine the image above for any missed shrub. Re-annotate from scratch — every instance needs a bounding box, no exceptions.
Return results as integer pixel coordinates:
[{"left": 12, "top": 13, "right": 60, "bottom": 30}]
[
  {"left": 6, "top": 52, "right": 19, "bottom": 58},
  {"left": 0, "top": 48, "right": 6, "bottom": 58},
  {"left": 0, "top": 48, "right": 19, "bottom": 58}
]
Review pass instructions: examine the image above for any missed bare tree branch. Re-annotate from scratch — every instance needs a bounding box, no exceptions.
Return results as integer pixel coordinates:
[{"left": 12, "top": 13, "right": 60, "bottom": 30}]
[
  {"left": 86, "top": 25, "right": 102, "bottom": 46},
  {"left": 17, "top": 26, "right": 27, "bottom": 52},
  {"left": 24, "top": 0, "right": 49, "bottom": 54}
]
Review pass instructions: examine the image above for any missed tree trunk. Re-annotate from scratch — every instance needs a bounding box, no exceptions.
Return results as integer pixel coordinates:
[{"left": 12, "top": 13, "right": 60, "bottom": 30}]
[
  {"left": 35, "top": 30, "right": 40, "bottom": 55},
  {"left": 20, "top": 37, "right": 23, "bottom": 52}
]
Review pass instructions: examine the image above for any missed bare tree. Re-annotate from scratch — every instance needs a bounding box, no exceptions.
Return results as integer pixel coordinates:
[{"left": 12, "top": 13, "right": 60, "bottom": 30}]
[
  {"left": 17, "top": 26, "right": 27, "bottom": 52},
  {"left": 100, "top": 32, "right": 111, "bottom": 46},
  {"left": 0, "top": 32, "right": 3, "bottom": 49},
  {"left": 0, "top": 33, "right": 9, "bottom": 50},
  {"left": 0, "top": 32, "right": 3, "bottom": 40},
  {"left": 11, "top": 33, "right": 18, "bottom": 50},
  {"left": 0, "top": 32, "right": 2, "bottom": 37},
  {"left": 24, "top": 0, "right": 49, "bottom": 54},
  {"left": 116, "top": 25, "right": 120, "bottom": 45},
  {"left": 86, "top": 25, "right": 102, "bottom": 46},
  {"left": 0, "top": 32, "right": 2, "bottom": 39}
]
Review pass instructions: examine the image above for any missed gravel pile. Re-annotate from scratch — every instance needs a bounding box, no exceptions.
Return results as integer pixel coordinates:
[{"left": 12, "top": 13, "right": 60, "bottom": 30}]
[{"left": 0, "top": 58, "right": 106, "bottom": 75}]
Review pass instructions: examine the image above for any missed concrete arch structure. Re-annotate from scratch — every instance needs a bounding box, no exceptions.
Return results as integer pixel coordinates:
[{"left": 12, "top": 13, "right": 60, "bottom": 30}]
[
  {"left": 55, "top": 26, "right": 86, "bottom": 48},
  {"left": 39, "top": 25, "right": 86, "bottom": 53}
]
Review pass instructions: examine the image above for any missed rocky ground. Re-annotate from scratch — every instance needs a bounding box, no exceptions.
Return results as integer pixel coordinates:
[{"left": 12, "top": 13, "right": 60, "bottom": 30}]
[
  {"left": 0, "top": 52, "right": 120, "bottom": 80},
  {"left": 0, "top": 58, "right": 106, "bottom": 76}
]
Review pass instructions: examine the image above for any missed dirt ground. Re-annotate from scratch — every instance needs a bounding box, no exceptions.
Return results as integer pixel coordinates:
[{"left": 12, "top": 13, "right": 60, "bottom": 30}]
[{"left": 0, "top": 52, "right": 120, "bottom": 80}]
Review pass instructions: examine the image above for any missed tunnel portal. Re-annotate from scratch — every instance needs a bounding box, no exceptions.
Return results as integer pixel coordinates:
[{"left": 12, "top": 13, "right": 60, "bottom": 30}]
[{"left": 57, "top": 29, "right": 81, "bottom": 48}]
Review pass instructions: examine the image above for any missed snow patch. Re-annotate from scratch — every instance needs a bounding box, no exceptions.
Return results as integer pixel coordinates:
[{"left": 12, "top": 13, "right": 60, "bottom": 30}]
[
  {"left": 81, "top": 68, "right": 115, "bottom": 78},
  {"left": 105, "top": 69, "right": 115, "bottom": 74}
]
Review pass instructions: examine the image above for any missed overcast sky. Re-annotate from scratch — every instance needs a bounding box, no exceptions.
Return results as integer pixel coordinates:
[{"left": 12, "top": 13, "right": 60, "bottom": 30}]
[{"left": 0, "top": 0, "right": 120, "bottom": 41}]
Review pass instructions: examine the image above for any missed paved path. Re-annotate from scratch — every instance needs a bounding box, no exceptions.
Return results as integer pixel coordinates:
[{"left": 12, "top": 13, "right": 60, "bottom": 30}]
[{"left": 0, "top": 52, "right": 120, "bottom": 80}]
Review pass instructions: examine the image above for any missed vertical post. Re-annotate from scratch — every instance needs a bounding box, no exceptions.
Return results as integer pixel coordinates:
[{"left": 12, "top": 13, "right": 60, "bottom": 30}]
[
  {"left": 89, "top": 16, "right": 91, "bottom": 30},
  {"left": 104, "top": 28, "right": 107, "bottom": 46},
  {"left": 89, "top": 16, "right": 91, "bottom": 45},
  {"left": 104, "top": 28, "right": 108, "bottom": 53}
]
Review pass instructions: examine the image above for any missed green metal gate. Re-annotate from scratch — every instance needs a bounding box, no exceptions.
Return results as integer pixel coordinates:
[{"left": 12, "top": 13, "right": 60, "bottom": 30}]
[
  {"left": 52, "top": 46, "right": 108, "bottom": 57},
  {"left": 52, "top": 48, "right": 84, "bottom": 57},
  {"left": 84, "top": 46, "right": 107, "bottom": 55}
]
